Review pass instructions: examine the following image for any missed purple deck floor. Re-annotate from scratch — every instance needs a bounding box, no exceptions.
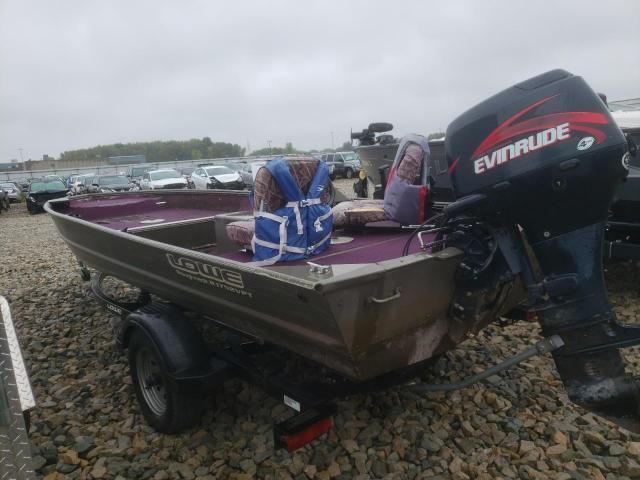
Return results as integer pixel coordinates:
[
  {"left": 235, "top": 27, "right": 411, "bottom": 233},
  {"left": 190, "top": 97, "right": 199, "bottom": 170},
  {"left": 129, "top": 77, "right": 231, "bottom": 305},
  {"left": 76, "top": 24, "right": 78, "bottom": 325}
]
[
  {"left": 64, "top": 193, "right": 251, "bottom": 231},
  {"left": 95, "top": 208, "right": 216, "bottom": 231},
  {"left": 220, "top": 230, "right": 429, "bottom": 265},
  {"left": 62, "top": 193, "right": 432, "bottom": 265}
]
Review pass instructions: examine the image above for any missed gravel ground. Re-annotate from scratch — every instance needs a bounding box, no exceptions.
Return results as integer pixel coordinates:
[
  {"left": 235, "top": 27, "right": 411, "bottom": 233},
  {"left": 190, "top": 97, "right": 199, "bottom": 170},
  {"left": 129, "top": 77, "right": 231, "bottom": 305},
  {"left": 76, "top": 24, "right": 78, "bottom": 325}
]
[{"left": 2, "top": 194, "right": 640, "bottom": 480}]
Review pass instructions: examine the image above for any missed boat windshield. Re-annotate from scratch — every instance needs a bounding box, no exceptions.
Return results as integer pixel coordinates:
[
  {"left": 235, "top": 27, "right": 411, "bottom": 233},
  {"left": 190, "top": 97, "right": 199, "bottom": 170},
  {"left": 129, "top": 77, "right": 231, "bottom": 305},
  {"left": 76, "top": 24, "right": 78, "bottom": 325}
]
[
  {"left": 30, "top": 181, "right": 66, "bottom": 192},
  {"left": 150, "top": 170, "right": 181, "bottom": 181},
  {"left": 98, "top": 175, "right": 129, "bottom": 186},
  {"left": 205, "top": 166, "right": 234, "bottom": 176}
]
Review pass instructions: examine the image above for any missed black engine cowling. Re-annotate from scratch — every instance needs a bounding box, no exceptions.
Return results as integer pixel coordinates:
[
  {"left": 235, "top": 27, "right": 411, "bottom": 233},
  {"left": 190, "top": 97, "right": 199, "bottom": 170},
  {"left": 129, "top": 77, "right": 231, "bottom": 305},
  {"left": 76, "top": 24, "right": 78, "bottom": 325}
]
[
  {"left": 446, "top": 69, "right": 627, "bottom": 241},
  {"left": 446, "top": 70, "right": 637, "bottom": 418}
]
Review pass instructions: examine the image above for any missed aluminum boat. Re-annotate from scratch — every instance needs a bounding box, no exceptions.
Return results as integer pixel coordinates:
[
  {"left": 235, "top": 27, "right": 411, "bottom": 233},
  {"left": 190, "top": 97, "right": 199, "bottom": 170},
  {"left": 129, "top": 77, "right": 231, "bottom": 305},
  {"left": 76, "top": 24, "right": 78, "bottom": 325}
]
[{"left": 46, "top": 189, "right": 511, "bottom": 380}]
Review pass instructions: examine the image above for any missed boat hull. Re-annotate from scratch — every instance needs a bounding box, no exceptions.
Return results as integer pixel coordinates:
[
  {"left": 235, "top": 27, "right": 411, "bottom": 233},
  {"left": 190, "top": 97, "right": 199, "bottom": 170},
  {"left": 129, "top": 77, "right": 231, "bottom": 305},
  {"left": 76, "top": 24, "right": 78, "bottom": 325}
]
[{"left": 46, "top": 191, "right": 520, "bottom": 381}]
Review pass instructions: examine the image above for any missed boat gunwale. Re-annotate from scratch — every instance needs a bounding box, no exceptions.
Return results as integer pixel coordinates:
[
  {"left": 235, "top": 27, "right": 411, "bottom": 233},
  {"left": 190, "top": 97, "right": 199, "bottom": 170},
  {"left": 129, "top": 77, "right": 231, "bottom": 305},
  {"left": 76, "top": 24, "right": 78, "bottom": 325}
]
[
  {"left": 45, "top": 193, "right": 461, "bottom": 293},
  {"left": 45, "top": 195, "right": 322, "bottom": 290}
]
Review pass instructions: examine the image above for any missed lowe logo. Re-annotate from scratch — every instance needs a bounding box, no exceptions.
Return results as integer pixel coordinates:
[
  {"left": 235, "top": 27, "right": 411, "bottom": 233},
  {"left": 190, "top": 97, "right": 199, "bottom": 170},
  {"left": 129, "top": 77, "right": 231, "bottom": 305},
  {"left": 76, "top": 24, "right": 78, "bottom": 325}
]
[
  {"left": 105, "top": 303, "right": 123, "bottom": 315},
  {"left": 166, "top": 253, "right": 244, "bottom": 289},
  {"left": 474, "top": 123, "right": 571, "bottom": 174}
]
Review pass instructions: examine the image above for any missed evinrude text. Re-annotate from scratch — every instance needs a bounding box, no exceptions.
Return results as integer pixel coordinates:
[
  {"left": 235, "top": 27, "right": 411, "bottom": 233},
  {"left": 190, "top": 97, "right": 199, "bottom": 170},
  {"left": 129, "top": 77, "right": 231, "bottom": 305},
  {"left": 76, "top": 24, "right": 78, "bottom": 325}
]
[{"left": 474, "top": 123, "right": 571, "bottom": 174}]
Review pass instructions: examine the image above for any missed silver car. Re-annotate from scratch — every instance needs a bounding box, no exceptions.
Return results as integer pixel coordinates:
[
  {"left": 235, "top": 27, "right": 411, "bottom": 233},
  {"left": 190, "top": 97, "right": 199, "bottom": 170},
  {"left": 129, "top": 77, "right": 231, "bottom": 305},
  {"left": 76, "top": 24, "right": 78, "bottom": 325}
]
[
  {"left": 0, "top": 182, "right": 21, "bottom": 202},
  {"left": 191, "top": 165, "right": 245, "bottom": 190},
  {"left": 70, "top": 174, "right": 96, "bottom": 195},
  {"left": 139, "top": 169, "right": 189, "bottom": 190},
  {"left": 226, "top": 162, "right": 254, "bottom": 188}
]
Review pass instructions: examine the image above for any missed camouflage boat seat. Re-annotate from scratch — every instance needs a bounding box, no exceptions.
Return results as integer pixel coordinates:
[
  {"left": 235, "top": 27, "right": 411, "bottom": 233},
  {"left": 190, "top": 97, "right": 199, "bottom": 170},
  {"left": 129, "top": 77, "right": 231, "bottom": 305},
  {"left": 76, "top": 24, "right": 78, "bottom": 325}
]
[
  {"left": 331, "top": 198, "right": 387, "bottom": 229},
  {"left": 225, "top": 218, "right": 254, "bottom": 249},
  {"left": 226, "top": 157, "right": 332, "bottom": 250},
  {"left": 332, "top": 139, "right": 429, "bottom": 228}
]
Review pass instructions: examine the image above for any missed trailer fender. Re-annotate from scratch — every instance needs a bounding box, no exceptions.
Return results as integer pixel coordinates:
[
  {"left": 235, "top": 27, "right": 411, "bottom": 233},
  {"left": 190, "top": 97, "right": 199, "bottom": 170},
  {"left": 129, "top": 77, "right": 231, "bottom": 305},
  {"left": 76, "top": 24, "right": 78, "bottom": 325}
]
[{"left": 118, "top": 303, "right": 209, "bottom": 376}]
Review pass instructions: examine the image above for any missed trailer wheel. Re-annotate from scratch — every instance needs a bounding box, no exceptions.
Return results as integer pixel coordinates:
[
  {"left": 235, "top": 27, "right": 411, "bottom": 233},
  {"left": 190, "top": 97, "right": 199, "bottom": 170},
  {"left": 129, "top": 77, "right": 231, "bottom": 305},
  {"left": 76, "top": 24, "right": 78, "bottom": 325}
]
[{"left": 128, "top": 330, "right": 203, "bottom": 433}]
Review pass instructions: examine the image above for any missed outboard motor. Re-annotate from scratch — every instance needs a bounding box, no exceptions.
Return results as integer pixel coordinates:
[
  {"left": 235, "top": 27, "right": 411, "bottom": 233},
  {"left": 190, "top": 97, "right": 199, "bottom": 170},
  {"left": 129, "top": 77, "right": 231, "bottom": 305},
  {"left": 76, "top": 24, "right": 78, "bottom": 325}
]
[{"left": 446, "top": 70, "right": 635, "bottom": 417}]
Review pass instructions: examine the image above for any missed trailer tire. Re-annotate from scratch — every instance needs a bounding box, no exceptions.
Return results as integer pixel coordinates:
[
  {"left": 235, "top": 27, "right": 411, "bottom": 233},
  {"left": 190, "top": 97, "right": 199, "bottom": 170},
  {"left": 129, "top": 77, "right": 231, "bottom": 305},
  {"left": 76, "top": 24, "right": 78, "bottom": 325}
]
[{"left": 128, "top": 330, "right": 203, "bottom": 433}]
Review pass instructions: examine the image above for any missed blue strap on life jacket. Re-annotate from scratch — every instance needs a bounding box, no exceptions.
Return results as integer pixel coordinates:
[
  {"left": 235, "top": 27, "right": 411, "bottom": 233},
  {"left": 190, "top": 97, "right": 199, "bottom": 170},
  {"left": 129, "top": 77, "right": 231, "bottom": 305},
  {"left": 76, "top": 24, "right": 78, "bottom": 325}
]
[{"left": 252, "top": 158, "right": 332, "bottom": 264}]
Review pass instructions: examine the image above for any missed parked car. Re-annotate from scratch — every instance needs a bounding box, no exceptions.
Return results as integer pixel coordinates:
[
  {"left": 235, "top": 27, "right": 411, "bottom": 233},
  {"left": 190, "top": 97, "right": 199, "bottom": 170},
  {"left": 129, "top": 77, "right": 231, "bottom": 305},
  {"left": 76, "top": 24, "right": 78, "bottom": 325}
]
[
  {"left": 0, "top": 189, "right": 9, "bottom": 213},
  {"left": 225, "top": 162, "right": 254, "bottom": 187},
  {"left": 0, "top": 182, "right": 22, "bottom": 202},
  {"left": 178, "top": 166, "right": 196, "bottom": 189},
  {"left": 139, "top": 169, "right": 189, "bottom": 190},
  {"left": 126, "top": 165, "right": 154, "bottom": 182},
  {"left": 26, "top": 178, "right": 68, "bottom": 214},
  {"left": 15, "top": 178, "right": 30, "bottom": 190},
  {"left": 43, "top": 174, "right": 65, "bottom": 183},
  {"left": 70, "top": 174, "right": 96, "bottom": 195},
  {"left": 191, "top": 165, "right": 245, "bottom": 190},
  {"left": 310, "top": 155, "right": 335, "bottom": 179},
  {"left": 66, "top": 174, "right": 82, "bottom": 189},
  {"left": 87, "top": 174, "right": 135, "bottom": 193},
  {"left": 318, "top": 151, "right": 362, "bottom": 179}
]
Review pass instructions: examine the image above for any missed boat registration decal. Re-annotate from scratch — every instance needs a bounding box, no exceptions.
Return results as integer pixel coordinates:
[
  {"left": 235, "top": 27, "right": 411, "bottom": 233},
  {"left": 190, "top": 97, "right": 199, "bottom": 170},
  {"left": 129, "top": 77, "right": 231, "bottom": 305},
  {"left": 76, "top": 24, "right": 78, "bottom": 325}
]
[{"left": 166, "top": 253, "right": 252, "bottom": 298}]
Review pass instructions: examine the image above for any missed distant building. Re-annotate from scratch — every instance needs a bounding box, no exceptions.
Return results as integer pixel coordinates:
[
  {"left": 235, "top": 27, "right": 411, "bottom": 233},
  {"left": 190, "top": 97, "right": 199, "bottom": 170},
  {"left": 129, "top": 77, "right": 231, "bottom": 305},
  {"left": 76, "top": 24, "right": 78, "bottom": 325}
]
[
  {"left": 108, "top": 154, "right": 146, "bottom": 165},
  {"left": 0, "top": 162, "right": 21, "bottom": 171}
]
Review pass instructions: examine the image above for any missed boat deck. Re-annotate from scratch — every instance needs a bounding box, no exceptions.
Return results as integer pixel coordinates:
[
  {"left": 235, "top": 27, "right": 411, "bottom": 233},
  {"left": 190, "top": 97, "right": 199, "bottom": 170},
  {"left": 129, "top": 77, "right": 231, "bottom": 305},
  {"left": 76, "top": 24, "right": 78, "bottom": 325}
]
[
  {"left": 95, "top": 208, "right": 216, "bottom": 231},
  {"left": 218, "top": 230, "right": 425, "bottom": 264},
  {"left": 56, "top": 192, "right": 430, "bottom": 266}
]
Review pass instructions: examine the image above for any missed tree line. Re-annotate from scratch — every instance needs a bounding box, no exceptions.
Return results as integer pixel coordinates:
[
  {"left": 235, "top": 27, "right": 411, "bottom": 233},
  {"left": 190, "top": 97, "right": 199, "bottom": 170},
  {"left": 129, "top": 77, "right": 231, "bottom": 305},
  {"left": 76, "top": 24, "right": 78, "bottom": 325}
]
[
  {"left": 57, "top": 133, "right": 444, "bottom": 164},
  {"left": 249, "top": 141, "right": 354, "bottom": 157},
  {"left": 58, "top": 138, "right": 359, "bottom": 163},
  {"left": 59, "top": 138, "right": 246, "bottom": 163}
]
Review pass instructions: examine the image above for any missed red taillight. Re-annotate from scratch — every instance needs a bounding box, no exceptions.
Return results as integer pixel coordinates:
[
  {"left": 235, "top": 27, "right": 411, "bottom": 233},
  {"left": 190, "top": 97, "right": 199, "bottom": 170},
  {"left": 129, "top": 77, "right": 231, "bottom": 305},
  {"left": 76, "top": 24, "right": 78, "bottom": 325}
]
[{"left": 279, "top": 417, "right": 332, "bottom": 451}]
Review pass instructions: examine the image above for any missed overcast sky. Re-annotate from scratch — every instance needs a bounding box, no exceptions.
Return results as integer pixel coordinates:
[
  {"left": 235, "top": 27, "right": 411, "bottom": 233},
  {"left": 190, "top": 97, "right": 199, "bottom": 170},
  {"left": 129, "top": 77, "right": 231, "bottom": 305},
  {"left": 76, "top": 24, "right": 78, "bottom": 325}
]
[{"left": 1, "top": 0, "right": 639, "bottom": 161}]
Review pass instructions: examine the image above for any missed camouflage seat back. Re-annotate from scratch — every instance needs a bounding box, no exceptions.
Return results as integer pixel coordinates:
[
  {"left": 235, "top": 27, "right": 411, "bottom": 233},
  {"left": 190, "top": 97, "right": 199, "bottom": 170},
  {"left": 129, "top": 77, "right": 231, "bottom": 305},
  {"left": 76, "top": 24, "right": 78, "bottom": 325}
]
[
  {"left": 383, "top": 134, "right": 431, "bottom": 225},
  {"left": 253, "top": 157, "right": 330, "bottom": 212}
]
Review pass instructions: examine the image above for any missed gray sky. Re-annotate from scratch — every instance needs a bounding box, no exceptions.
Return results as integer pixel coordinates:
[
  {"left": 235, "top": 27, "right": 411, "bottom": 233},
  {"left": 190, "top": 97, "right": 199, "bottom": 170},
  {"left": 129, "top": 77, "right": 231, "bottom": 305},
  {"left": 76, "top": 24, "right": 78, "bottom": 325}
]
[{"left": 1, "top": 0, "right": 639, "bottom": 161}]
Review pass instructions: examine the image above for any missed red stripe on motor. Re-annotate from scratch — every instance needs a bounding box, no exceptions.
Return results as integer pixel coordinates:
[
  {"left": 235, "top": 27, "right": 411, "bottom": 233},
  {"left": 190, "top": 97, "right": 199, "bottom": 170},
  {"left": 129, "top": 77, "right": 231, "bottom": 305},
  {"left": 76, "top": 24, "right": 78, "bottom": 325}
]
[
  {"left": 448, "top": 156, "right": 460, "bottom": 175},
  {"left": 472, "top": 95, "right": 558, "bottom": 158},
  {"left": 418, "top": 185, "right": 428, "bottom": 223},
  {"left": 472, "top": 111, "right": 608, "bottom": 157}
]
